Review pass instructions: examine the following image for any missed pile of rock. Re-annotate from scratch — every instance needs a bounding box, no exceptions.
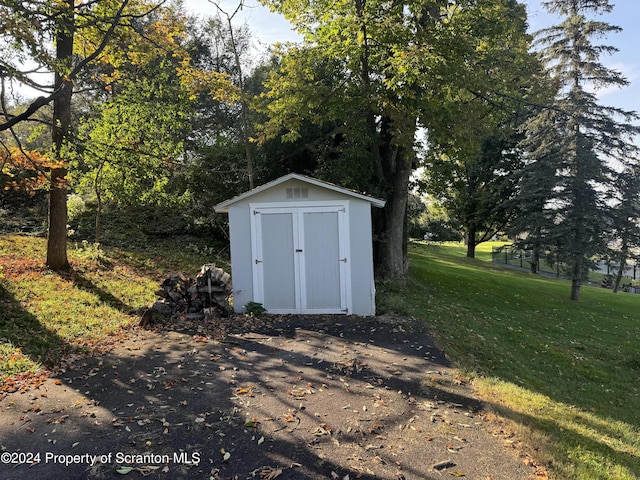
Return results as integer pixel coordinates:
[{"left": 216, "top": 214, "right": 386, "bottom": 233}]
[{"left": 141, "top": 264, "right": 232, "bottom": 325}]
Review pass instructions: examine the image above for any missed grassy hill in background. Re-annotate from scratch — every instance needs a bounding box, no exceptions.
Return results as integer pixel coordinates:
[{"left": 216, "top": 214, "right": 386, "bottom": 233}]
[{"left": 378, "top": 242, "right": 640, "bottom": 480}]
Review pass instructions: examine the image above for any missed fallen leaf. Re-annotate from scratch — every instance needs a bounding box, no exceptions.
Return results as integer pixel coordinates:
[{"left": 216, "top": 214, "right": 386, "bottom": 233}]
[
  {"left": 312, "top": 424, "right": 332, "bottom": 436},
  {"left": 51, "top": 415, "right": 69, "bottom": 424},
  {"left": 136, "top": 466, "right": 160, "bottom": 475},
  {"left": 433, "top": 460, "right": 455, "bottom": 470},
  {"left": 235, "top": 385, "right": 256, "bottom": 397},
  {"left": 116, "top": 466, "right": 134, "bottom": 474},
  {"left": 254, "top": 466, "right": 283, "bottom": 479}
]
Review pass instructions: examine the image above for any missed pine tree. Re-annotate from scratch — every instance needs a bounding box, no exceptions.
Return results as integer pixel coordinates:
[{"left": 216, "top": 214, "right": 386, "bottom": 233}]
[
  {"left": 609, "top": 165, "right": 640, "bottom": 293},
  {"left": 518, "top": 0, "right": 640, "bottom": 300}
]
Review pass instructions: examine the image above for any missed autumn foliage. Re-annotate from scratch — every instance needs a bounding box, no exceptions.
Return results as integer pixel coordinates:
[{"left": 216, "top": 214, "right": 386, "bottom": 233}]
[{"left": 1, "top": 147, "right": 57, "bottom": 195}]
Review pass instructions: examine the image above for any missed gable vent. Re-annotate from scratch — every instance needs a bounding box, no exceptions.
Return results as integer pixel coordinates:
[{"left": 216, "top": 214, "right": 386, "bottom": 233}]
[{"left": 286, "top": 187, "right": 308, "bottom": 199}]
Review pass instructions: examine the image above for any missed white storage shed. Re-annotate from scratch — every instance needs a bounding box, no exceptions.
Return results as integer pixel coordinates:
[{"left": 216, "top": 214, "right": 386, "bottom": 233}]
[{"left": 214, "top": 173, "right": 385, "bottom": 316}]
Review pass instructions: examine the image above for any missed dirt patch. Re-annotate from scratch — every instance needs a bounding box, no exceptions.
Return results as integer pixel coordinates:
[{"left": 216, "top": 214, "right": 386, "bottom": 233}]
[{"left": 0, "top": 315, "right": 540, "bottom": 479}]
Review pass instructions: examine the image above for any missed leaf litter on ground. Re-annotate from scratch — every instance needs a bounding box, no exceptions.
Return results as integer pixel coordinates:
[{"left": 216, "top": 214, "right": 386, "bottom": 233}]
[{"left": 0, "top": 314, "right": 544, "bottom": 480}]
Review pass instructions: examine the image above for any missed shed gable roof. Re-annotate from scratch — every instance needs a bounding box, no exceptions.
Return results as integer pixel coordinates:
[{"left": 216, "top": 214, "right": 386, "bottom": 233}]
[{"left": 214, "top": 173, "right": 386, "bottom": 213}]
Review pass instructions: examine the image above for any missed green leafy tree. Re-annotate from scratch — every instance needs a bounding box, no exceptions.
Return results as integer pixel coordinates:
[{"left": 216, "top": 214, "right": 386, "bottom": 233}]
[
  {"left": 76, "top": 63, "right": 192, "bottom": 242},
  {"left": 424, "top": 129, "right": 524, "bottom": 257},
  {"left": 169, "top": 12, "right": 261, "bottom": 234},
  {"left": 2, "top": 1, "right": 237, "bottom": 251},
  {"left": 207, "top": 0, "right": 256, "bottom": 189},
  {"left": 71, "top": 2, "right": 217, "bottom": 243},
  {"left": 259, "top": 0, "right": 537, "bottom": 278},
  {"left": 518, "top": 0, "right": 640, "bottom": 300},
  {"left": 0, "top": 0, "right": 159, "bottom": 269}
]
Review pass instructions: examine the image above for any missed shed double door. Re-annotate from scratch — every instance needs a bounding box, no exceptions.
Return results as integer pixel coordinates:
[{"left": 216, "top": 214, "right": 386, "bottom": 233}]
[{"left": 251, "top": 204, "right": 350, "bottom": 314}]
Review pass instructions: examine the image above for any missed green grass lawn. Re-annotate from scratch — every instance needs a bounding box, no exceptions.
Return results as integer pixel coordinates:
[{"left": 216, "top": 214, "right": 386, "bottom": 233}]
[
  {"left": 379, "top": 241, "right": 640, "bottom": 480},
  {"left": 0, "top": 234, "right": 223, "bottom": 381}
]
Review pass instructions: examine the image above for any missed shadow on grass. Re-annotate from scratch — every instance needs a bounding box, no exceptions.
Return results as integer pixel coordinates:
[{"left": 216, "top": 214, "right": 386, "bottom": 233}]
[
  {"left": 484, "top": 396, "right": 640, "bottom": 479},
  {"left": 401, "top": 244, "right": 640, "bottom": 479},
  {"left": 67, "top": 271, "right": 137, "bottom": 314},
  {"left": 0, "top": 283, "right": 69, "bottom": 371},
  {"left": 97, "top": 236, "right": 231, "bottom": 281}
]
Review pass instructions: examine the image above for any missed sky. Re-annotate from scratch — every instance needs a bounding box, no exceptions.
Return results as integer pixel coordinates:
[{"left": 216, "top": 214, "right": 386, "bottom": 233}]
[{"left": 184, "top": 0, "right": 640, "bottom": 122}]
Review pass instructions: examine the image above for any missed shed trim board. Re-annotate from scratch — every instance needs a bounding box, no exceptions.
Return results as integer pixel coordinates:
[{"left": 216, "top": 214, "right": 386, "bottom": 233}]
[
  {"left": 250, "top": 201, "right": 352, "bottom": 314},
  {"left": 214, "top": 173, "right": 385, "bottom": 212}
]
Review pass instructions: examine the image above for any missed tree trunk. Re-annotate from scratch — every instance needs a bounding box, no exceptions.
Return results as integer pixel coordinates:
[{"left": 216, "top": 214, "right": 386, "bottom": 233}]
[
  {"left": 46, "top": 0, "right": 74, "bottom": 271},
  {"left": 570, "top": 277, "right": 581, "bottom": 300},
  {"left": 570, "top": 256, "right": 582, "bottom": 301},
  {"left": 529, "top": 230, "right": 541, "bottom": 274},
  {"left": 530, "top": 247, "right": 539, "bottom": 274},
  {"left": 613, "top": 249, "right": 628, "bottom": 293},
  {"left": 466, "top": 226, "right": 476, "bottom": 258},
  {"left": 94, "top": 160, "right": 105, "bottom": 244},
  {"left": 227, "top": 16, "right": 253, "bottom": 190},
  {"left": 47, "top": 168, "right": 70, "bottom": 270},
  {"left": 378, "top": 150, "right": 412, "bottom": 278},
  {"left": 466, "top": 241, "right": 476, "bottom": 258}
]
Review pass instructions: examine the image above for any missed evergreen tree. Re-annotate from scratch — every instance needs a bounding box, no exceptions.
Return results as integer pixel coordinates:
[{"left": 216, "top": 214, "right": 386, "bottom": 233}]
[
  {"left": 609, "top": 165, "right": 640, "bottom": 293},
  {"left": 517, "top": 0, "right": 640, "bottom": 300}
]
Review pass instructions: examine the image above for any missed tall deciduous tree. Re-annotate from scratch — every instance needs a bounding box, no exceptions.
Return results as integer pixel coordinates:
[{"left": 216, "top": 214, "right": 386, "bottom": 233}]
[
  {"left": 424, "top": 129, "right": 525, "bottom": 258},
  {"left": 207, "top": 0, "right": 256, "bottom": 189},
  {"left": 518, "top": 0, "right": 640, "bottom": 300},
  {"left": 183, "top": 12, "right": 255, "bottom": 201},
  {"left": 77, "top": 61, "right": 192, "bottom": 242},
  {"left": 0, "top": 0, "right": 148, "bottom": 269},
  {"left": 259, "top": 0, "right": 536, "bottom": 278},
  {"left": 73, "top": 3, "right": 229, "bottom": 242}
]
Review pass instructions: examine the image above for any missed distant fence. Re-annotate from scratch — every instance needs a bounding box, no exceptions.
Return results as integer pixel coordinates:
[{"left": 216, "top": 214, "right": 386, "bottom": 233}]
[
  {"left": 491, "top": 245, "right": 564, "bottom": 276},
  {"left": 491, "top": 245, "right": 639, "bottom": 288}
]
